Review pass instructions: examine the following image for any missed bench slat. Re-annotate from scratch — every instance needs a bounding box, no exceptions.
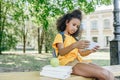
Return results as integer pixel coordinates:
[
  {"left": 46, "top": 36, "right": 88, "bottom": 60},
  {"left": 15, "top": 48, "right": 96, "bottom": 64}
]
[
  {"left": 0, "top": 65, "right": 119, "bottom": 80},
  {"left": 0, "top": 71, "right": 94, "bottom": 80},
  {"left": 103, "top": 65, "right": 120, "bottom": 76}
]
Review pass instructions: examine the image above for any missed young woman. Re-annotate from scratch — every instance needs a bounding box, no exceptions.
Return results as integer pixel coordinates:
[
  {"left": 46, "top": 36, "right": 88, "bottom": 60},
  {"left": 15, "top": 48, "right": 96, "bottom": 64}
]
[{"left": 52, "top": 9, "right": 114, "bottom": 80}]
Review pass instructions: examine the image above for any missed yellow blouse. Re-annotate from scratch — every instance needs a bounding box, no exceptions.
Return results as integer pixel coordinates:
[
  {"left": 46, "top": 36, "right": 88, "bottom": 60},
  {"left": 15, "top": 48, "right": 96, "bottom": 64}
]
[{"left": 52, "top": 33, "right": 83, "bottom": 66}]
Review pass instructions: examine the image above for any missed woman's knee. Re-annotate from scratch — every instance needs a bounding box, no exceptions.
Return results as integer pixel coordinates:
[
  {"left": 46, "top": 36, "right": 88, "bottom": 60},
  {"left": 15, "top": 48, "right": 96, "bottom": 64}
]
[
  {"left": 72, "top": 63, "right": 114, "bottom": 80},
  {"left": 100, "top": 69, "right": 111, "bottom": 80},
  {"left": 72, "top": 63, "right": 93, "bottom": 77},
  {"left": 72, "top": 63, "right": 85, "bottom": 75},
  {"left": 72, "top": 63, "right": 79, "bottom": 74}
]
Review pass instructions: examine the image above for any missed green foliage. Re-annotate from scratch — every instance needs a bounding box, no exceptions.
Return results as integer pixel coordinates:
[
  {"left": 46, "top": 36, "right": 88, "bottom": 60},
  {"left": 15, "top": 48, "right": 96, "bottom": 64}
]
[
  {"left": 1, "top": 29, "right": 18, "bottom": 50},
  {"left": 44, "top": 28, "right": 56, "bottom": 51},
  {"left": 0, "top": 0, "right": 112, "bottom": 54},
  {"left": 34, "top": 0, "right": 111, "bottom": 29},
  {"left": 0, "top": 0, "right": 20, "bottom": 52}
]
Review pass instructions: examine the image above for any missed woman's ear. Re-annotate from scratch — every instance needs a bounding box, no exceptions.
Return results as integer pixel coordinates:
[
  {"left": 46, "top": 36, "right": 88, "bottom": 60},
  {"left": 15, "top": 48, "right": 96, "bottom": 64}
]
[{"left": 66, "top": 20, "right": 69, "bottom": 26}]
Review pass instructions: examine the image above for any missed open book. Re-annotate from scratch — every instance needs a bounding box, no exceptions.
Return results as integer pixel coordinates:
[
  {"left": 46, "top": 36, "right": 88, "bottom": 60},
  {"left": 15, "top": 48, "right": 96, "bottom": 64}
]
[{"left": 86, "top": 41, "right": 99, "bottom": 50}]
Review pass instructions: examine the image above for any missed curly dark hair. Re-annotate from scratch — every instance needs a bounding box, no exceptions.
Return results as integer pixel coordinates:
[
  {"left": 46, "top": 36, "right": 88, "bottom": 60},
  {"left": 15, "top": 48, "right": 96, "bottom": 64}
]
[{"left": 56, "top": 9, "right": 82, "bottom": 37}]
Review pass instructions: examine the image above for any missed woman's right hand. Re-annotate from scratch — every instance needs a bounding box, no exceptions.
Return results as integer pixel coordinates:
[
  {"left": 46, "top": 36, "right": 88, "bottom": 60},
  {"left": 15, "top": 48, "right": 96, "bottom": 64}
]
[{"left": 75, "top": 40, "right": 90, "bottom": 49}]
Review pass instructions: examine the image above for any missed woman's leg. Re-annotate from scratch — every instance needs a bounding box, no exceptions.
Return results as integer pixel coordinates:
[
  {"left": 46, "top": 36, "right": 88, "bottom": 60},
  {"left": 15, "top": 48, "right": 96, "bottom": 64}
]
[
  {"left": 89, "top": 63, "right": 114, "bottom": 80},
  {"left": 72, "top": 63, "right": 114, "bottom": 80}
]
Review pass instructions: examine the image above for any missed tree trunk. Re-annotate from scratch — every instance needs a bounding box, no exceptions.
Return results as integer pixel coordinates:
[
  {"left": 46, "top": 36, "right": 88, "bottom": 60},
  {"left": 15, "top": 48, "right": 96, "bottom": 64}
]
[
  {"left": 0, "top": 5, "right": 8, "bottom": 54},
  {"left": 0, "top": 23, "right": 3, "bottom": 54},
  {"left": 23, "top": 21, "right": 26, "bottom": 53},
  {"left": 38, "top": 28, "right": 40, "bottom": 54},
  {"left": 23, "top": 34, "right": 26, "bottom": 53},
  {"left": 45, "top": 32, "right": 48, "bottom": 53},
  {"left": 40, "top": 30, "right": 44, "bottom": 53},
  {"left": 0, "top": 30, "right": 3, "bottom": 55},
  {"left": 38, "top": 28, "right": 44, "bottom": 54},
  {"left": 45, "top": 46, "right": 48, "bottom": 53},
  {"left": 0, "top": 2, "right": 1, "bottom": 54}
]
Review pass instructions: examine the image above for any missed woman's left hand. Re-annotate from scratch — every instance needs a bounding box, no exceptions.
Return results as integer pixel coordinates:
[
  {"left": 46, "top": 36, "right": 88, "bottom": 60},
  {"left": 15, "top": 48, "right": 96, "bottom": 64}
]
[{"left": 91, "top": 46, "right": 100, "bottom": 53}]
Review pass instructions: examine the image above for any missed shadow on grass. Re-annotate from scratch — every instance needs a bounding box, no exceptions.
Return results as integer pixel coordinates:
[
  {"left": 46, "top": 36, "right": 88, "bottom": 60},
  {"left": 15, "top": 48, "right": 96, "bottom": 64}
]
[{"left": 0, "top": 54, "right": 52, "bottom": 72}]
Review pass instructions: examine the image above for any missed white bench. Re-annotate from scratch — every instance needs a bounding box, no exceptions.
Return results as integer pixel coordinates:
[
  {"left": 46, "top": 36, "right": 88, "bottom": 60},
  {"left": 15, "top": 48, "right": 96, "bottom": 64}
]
[
  {"left": 0, "top": 71, "right": 94, "bottom": 80},
  {"left": 103, "top": 65, "right": 120, "bottom": 77},
  {"left": 40, "top": 65, "right": 120, "bottom": 80},
  {"left": 0, "top": 65, "right": 119, "bottom": 80}
]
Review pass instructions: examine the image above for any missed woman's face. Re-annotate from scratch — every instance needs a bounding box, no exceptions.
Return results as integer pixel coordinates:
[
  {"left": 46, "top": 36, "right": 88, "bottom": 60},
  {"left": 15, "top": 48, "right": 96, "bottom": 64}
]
[{"left": 66, "top": 18, "right": 80, "bottom": 35}]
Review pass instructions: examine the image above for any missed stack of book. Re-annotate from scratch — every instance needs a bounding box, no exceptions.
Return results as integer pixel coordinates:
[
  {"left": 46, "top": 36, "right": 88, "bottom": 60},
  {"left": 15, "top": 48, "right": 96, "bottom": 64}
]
[{"left": 40, "top": 65, "right": 72, "bottom": 79}]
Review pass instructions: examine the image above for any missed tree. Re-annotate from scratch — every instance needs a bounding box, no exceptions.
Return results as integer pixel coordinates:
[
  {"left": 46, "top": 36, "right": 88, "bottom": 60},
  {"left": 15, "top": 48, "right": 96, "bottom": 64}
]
[
  {"left": 27, "top": 0, "right": 112, "bottom": 53},
  {"left": 29, "top": 0, "right": 112, "bottom": 54},
  {"left": 0, "top": 0, "right": 112, "bottom": 54},
  {"left": 28, "top": 0, "right": 56, "bottom": 53},
  {"left": 0, "top": 0, "right": 21, "bottom": 54},
  {"left": 13, "top": 0, "right": 30, "bottom": 53}
]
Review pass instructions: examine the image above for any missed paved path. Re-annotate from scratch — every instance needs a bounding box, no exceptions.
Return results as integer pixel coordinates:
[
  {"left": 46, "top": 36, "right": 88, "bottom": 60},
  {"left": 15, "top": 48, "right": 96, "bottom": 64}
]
[
  {"left": 83, "top": 52, "right": 110, "bottom": 60},
  {"left": 2, "top": 51, "right": 110, "bottom": 60}
]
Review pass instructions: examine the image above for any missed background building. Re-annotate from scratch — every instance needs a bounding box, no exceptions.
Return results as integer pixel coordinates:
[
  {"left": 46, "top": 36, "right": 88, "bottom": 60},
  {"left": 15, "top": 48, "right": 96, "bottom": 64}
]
[{"left": 82, "top": 5, "right": 114, "bottom": 49}]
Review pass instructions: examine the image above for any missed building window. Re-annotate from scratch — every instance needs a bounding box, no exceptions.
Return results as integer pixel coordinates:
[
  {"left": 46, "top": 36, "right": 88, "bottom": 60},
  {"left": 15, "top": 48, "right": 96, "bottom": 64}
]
[
  {"left": 105, "top": 36, "right": 110, "bottom": 47},
  {"left": 92, "top": 37, "right": 98, "bottom": 42},
  {"left": 91, "top": 20, "right": 98, "bottom": 30},
  {"left": 81, "top": 37, "right": 86, "bottom": 40},
  {"left": 103, "top": 19, "right": 110, "bottom": 29}
]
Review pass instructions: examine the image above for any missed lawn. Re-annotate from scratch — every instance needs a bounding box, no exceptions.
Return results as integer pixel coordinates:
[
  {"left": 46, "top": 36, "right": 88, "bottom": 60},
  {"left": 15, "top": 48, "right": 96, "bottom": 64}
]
[
  {"left": 0, "top": 53, "right": 110, "bottom": 72},
  {"left": 0, "top": 53, "right": 52, "bottom": 72},
  {"left": 92, "top": 59, "right": 110, "bottom": 66}
]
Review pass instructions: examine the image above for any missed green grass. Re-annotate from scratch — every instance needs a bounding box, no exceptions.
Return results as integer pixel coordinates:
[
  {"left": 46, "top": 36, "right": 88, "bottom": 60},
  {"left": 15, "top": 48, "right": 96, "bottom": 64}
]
[
  {"left": 0, "top": 54, "right": 51, "bottom": 72},
  {"left": 0, "top": 53, "right": 110, "bottom": 72},
  {"left": 92, "top": 59, "right": 110, "bottom": 66}
]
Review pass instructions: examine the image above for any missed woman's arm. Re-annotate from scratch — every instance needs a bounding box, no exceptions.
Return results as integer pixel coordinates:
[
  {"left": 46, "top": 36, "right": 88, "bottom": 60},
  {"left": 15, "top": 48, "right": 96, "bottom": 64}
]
[
  {"left": 78, "top": 49, "right": 92, "bottom": 57},
  {"left": 56, "top": 42, "right": 76, "bottom": 56},
  {"left": 78, "top": 46, "right": 100, "bottom": 57},
  {"left": 57, "top": 40, "right": 90, "bottom": 56}
]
